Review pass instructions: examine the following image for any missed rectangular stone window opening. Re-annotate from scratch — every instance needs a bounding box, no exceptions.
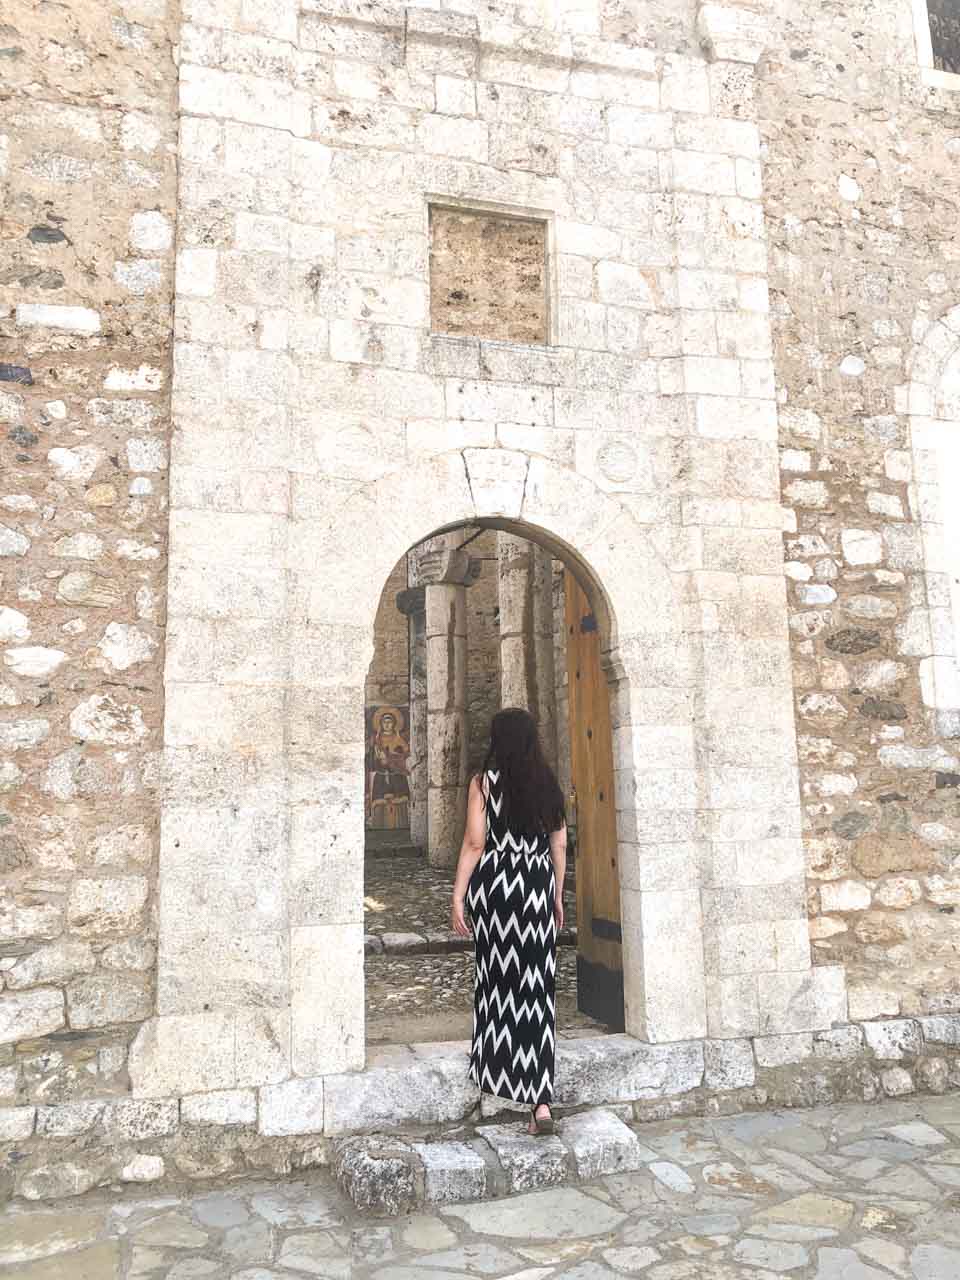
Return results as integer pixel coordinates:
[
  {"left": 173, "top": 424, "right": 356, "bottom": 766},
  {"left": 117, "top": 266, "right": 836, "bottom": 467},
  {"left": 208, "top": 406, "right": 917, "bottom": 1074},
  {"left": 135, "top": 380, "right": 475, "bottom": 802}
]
[
  {"left": 928, "top": 0, "right": 960, "bottom": 73},
  {"left": 429, "top": 205, "right": 549, "bottom": 344}
]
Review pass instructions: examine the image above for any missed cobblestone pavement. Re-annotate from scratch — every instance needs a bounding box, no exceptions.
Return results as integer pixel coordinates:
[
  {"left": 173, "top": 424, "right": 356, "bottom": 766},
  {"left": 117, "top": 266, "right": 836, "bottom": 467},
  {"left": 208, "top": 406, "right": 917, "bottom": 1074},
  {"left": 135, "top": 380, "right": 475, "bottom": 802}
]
[
  {"left": 365, "top": 948, "right": 607, "bottom": 1044},
  {"left": 364, "top": 853, "right": 600, "bottom": 1045},
  {"left": 363, "top": 853, "right": 579, "bottom": 937},
  {"left": 6, "top": 1094, "right": 960, "bottom": 1278}
]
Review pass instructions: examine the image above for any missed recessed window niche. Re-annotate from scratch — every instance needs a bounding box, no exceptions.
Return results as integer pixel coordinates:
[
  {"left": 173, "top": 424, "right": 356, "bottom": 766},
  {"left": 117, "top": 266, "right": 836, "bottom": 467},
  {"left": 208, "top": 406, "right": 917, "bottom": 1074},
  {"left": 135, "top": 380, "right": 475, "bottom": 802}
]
[{"left": 429, "top": 205, "right": 549, "bottom": 345}]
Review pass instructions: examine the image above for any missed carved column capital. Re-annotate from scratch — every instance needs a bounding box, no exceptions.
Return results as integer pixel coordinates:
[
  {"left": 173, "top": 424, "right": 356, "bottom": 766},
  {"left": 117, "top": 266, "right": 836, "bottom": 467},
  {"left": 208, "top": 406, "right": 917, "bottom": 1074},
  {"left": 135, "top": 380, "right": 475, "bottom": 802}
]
[{"left": 413, "top": 547, "right": 482, "bottom": 589}]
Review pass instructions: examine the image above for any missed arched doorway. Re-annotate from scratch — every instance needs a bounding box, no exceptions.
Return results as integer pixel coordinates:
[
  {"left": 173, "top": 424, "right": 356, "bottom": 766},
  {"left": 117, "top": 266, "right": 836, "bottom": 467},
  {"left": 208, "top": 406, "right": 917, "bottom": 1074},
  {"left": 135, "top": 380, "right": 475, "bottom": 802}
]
[
  {"left": 138, "top": 446, "right": 836, "bottom": 1100},
  {"left": 361, "top": 518, "right": 627, "bottom": 1053}
]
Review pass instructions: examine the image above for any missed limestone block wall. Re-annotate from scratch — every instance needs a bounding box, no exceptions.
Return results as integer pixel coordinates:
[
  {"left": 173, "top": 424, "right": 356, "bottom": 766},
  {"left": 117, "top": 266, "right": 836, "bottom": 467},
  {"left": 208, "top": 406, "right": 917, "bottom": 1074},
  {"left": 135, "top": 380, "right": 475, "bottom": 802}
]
[
  {"left": 140, "top": 0, "right": 842, "bottom": 1097},
  {"left": 4, "top": 0, "right": 959, "bottom": 1126},
  {"left": 0, "top": 2, "right": 178, "bottom": 1104},
  {"left": 759, "top": 0, "right": 960, "bottom": 1019}
]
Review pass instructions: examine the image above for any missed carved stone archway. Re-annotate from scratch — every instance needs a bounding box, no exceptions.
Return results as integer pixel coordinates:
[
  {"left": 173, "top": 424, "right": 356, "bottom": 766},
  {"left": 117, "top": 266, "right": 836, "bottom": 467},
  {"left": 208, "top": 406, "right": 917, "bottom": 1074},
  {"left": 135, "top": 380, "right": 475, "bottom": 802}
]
[{"left": 134, "top": 447, "right": 840, "bottom": 1098}]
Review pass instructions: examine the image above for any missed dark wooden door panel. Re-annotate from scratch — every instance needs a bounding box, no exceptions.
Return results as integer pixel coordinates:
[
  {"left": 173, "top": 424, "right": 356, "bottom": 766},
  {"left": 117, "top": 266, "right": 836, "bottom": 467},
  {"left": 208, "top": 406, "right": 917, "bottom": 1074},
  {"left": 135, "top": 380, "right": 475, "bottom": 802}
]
[{"left": 565, "top": 570, "right": 624, "bottom": 1031}]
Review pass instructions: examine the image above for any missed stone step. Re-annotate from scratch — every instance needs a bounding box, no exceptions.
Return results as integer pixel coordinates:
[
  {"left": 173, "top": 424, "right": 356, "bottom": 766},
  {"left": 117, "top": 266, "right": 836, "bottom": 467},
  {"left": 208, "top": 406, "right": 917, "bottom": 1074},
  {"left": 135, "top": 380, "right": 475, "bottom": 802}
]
[
  {"left": 334, "top": 1106, "right": 647, "bottom": 1215},
  {"left": 366, "top": 926, "right": 578, "bottom": 955},
  {"left": 364, "top": 843, "right": 425, "bottom": 859}
]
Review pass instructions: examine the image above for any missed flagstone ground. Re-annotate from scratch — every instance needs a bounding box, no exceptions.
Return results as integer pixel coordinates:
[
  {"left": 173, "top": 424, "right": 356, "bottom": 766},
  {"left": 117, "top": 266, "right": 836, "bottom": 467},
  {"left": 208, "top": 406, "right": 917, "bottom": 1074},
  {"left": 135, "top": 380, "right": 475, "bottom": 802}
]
[
  {"left": 363, "top": 852, "right": 602, "bottom": 1045},
  {"left": 5, "top": 1094, "right": 960, "bottom": 1279}
]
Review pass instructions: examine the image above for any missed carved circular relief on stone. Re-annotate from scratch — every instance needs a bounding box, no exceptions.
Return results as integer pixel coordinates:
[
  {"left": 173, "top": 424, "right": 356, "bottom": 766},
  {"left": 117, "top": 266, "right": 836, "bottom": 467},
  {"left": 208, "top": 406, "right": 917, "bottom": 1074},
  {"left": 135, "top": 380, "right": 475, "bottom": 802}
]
[{"left": 596, "top": 438, "right": 637, "bottom": 484}]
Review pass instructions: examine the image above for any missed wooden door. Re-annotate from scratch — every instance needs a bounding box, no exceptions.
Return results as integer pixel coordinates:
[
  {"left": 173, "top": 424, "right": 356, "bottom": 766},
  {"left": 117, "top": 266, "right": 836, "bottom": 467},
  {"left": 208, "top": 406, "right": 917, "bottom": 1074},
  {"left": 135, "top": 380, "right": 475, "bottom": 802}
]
[{"left": 564, "top": 570, "right": 624, "bottom": 1030}]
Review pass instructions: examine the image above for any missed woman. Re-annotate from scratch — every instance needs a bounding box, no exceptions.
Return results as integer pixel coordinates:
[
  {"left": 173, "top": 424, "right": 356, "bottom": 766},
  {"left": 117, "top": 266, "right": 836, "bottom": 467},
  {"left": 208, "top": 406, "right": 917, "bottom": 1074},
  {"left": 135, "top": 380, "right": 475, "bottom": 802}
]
[{"left": 450, "top": 707, "right": 567, "bottom": 1136}]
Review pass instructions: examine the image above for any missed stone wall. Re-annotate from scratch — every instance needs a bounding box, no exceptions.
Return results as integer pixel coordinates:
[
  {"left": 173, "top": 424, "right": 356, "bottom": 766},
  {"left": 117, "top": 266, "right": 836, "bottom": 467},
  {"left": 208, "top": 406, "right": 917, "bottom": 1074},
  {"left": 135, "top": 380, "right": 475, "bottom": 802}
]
[
  {"left": 760, "top": 0, "right": 960, "bottom": 1019},
  {"left": 366, "top": 556, "right": 409, "bottom": 715},
  {"left": 3, "top": 0, "right": 960, "bottom": 1150},
  {"left": 85, "top": 0, "right": 844, "bottom": 1087},
  {"left": 0, "top": 1, "right": 178, "bottom": 1104},
  {"left": 2, "top": 1014, "right": 959, "bottom": 1201}
]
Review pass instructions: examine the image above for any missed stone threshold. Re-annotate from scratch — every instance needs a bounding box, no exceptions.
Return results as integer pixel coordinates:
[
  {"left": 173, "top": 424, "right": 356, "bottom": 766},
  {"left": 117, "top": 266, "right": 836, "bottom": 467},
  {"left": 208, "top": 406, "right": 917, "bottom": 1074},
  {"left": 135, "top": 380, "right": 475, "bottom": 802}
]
[
  {"left": 3, "top": 1014, "right": 959, "bottom": 1204},
  {"left": 335, "top": 1106, "right": 648, "bottom": 1215},
  {"left": 365, "top": 925, "right": 578, "bottom": 955}
]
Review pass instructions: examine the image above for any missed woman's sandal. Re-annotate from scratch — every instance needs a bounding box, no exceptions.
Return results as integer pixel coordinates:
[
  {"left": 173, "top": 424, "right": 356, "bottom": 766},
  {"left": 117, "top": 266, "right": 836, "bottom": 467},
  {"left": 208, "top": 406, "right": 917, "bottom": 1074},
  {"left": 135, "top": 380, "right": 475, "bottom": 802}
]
[{"left": 529, "top": 1105, "right": 555, "bottom": 1136}]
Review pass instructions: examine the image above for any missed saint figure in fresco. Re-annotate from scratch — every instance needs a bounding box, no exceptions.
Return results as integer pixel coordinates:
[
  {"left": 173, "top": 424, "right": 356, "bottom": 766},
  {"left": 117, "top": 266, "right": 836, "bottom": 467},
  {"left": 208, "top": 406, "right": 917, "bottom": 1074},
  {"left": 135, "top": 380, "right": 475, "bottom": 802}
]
[{"left": 366, "top": 706, "right": 411, "bottom": 829}]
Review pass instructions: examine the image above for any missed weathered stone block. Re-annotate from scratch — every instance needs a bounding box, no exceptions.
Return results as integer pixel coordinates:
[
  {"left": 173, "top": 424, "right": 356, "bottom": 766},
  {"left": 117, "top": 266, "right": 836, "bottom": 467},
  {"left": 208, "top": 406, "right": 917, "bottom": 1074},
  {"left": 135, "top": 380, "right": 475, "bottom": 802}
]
[
  {"left": 758, "top": 966, "right": 847, "bottom": 1035},
  {"left": 411, "top": 1139, "right": 488, "bottom": 1203},
  {"left": 18, "top": 1162, "right": 99, "bottom": 1201},
  {"left": 554, "top": 1035, "right": 704, "bottom": 1105},
  {"left": 105, "top": 1099, "right": 179, "bottom": 1140},
  {"left": 121, "top": 1154, "right": 165, "bottom": 1182},
  {"left": 0, "top": 1105, "right": 35, "bottom": 1140},
  {"left": 259, "top": 1076, "right": 324, "bottom": 1137},
  {"left": 704, "top": 1038, "right": 756, "bottom": 1089},
  {"left": 324, "top": 1056, "right": 477, "bottom": 1136},
  {"left": 754, "top": 1033, "right": 813, "bottom": 1067},
  {"left": 36, "top": 1101, "right": 105, "bottom": 1137},
  {"left": 182, "top": 1088, "right": 257, "bottom": 1127},
  {"left": 560, "top": 1108, "right": 650, "bottom": 1179},
  {"left": 813, "top": 1026, "right": 864, "bottom": 1060},
  {"left": 862, "top": 1018, "right": 922, "bottom": 1060},
  {"left": 334, "top": 1136, "right": 422, "bottom": 1216},
  {"left": 67, "top": 974, "right": 152, "bottom": 1029},
  {"left": 880, "top": 1067, "right": 915, "bottom": 1096},
  {"left": 291, "top": 923, "right": 364, "bottom": 1077},
  {"left": 5, "top": 941, "right": 96, "bottom": 990},
  {"left": 848, "top": 986, "right": 901, "bottom": 1021},
  {"left": 67, "top": 877, "right": 149, "bottom": 938},
  {"left": 0, "top": 988, "right": 65, "bottom": 1045},
  {"left": 621, "top": 888, "right": 707, "bottom": 1043},
  {"left": 921, "top": 1015, "right": 960, "bottom": 1046},
  {"left": 16, "top": 303, "right": 101, "bottom": 334},
  {"left": 480, "top": 1123, "right": 569, "bottom": 1193},
  {"left": 697, "top": 4, "right": 770, "bottom": 63},
  {"left": 130, "top": 1014, "right": 236, "bottom": 1097}
]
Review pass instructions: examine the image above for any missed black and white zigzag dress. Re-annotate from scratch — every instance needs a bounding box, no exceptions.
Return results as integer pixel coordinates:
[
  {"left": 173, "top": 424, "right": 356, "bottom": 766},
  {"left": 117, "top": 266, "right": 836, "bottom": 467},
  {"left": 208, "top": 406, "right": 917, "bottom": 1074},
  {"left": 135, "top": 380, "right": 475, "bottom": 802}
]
[{"left": 466, "top": 769, "right": 557, "bottom": 1105}]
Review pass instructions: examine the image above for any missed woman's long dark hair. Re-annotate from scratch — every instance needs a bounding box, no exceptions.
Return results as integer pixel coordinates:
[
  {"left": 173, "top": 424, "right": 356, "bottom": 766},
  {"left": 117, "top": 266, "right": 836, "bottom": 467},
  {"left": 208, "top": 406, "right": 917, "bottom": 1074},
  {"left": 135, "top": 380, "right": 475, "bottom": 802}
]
[{"left": 479, "top": 707, "right": 565, "bottom": 836}]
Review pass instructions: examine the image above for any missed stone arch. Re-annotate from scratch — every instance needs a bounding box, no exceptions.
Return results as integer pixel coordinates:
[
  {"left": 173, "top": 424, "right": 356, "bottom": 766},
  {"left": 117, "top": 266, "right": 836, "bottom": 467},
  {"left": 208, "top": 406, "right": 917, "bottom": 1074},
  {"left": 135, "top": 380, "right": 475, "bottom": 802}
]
[
  {"left": 907, "top": 303, "right": 960, "bottom": 415},
  {"left": 296, "top": 448, "right": 701, "bottom": 1072},
  {"left": 141, "top": 443, "right": 837, "bottom": 1100},
  {"left": 301, "top": 447, "right": 681, "bottom": 658}
]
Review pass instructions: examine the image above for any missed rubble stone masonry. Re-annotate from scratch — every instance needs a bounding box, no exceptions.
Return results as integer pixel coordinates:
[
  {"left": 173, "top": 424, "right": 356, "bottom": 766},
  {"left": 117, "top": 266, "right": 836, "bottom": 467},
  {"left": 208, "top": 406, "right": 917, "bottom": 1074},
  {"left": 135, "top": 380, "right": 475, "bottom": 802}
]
[
  {"left": 759, "top": 1, "right": 960, "bottom": 1020},
  {"left": 0, "top": 0, "right": 179, "bottom": 1106}
]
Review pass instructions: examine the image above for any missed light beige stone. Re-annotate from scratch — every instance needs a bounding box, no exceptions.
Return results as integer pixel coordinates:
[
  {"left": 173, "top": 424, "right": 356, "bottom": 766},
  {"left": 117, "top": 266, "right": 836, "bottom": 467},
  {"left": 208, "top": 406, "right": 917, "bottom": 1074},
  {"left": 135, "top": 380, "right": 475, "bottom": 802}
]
[{"left": 0, "top": 1210, "right": 104, "bottom": 1266}]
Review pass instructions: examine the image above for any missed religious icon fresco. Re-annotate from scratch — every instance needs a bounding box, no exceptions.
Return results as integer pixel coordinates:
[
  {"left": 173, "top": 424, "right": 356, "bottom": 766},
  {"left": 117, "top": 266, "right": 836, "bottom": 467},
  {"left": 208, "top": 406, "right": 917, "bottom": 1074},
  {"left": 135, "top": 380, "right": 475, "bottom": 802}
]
[{"left": 365, "top": 705, "right": 411, "bottom": 829}]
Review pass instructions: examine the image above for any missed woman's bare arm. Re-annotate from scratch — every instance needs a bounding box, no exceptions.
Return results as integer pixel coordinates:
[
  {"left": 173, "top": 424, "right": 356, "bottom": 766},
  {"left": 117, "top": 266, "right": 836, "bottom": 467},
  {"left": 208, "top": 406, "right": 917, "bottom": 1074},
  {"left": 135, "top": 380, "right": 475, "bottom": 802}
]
[
  {"left": 450, "top": 775, "right": 486, "bottom": 936},
  {"left": 550, "top": 822, "right": 567, "bottom": 928}
]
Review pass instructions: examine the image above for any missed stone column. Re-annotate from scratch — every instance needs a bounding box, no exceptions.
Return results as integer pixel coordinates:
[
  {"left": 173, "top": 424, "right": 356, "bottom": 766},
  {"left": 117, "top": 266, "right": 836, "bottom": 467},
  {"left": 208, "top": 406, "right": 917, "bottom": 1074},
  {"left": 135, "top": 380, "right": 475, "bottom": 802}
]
[
  {"left": 497, "top": 533, "right": 558, "bottom": 768},
  {"left": 396, "top": 586, "right": 427, "bottom": 850},
  {"left": 416, "top": 535, "right": 481, "bottom": 868}
]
